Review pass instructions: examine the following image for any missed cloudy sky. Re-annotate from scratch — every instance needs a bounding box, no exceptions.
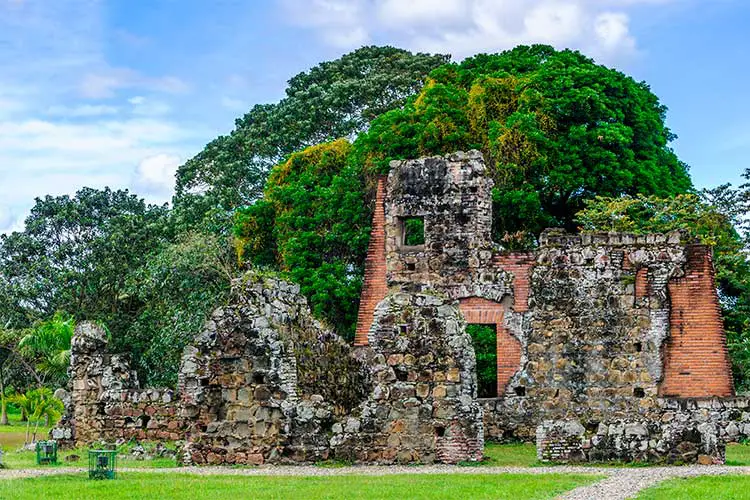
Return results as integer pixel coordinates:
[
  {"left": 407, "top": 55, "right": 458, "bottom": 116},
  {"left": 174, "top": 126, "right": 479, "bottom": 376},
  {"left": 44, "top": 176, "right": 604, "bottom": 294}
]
[{"left": 0, "top": 0, "right": 748, "bottom": 232}]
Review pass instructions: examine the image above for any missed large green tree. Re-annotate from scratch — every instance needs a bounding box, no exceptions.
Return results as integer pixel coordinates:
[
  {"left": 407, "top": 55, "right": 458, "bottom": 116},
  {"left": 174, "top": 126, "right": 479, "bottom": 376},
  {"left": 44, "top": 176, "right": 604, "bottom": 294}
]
[
  {"left": 235, "top": 140, "right": 370, "bottom": 338},
  {"left": 0, "top": 187, "right": 169, "bottom": 334},
  {"left": 353, "top": 44, "right": 692, "bottom": 237},
  {"left": 174, "top": 46, "right": 449, "bottom": 229},
  {"left": 123, "top": 231, "right": 235, "bottom": 386}
]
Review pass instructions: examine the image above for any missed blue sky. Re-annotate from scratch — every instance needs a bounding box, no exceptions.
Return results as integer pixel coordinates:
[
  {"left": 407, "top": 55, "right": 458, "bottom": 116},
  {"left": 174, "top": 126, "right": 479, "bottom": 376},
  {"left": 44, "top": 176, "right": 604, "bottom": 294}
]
[{"left": 0, "top": 0, "right": 748, "bottom": 232}]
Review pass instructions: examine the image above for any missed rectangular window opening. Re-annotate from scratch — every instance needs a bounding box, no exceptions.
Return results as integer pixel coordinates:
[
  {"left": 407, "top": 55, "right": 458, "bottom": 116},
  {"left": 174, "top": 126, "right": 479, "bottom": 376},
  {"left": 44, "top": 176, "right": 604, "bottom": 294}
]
[
  {"left": 400, "top": 216, "right": 425, "bottom": 248},
  {"left": 466, "top": 324, "right": 498, "bottom": 398}
]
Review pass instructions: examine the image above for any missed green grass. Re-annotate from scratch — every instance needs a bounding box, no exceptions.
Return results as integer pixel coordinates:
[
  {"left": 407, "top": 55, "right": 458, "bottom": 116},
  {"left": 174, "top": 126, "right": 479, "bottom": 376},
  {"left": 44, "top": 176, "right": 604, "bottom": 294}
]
[
  {"left": 726, "top": 443, "right": 750, "bottom": 465},
  {"left": 0, "top": 407, "right": 52, "bottom": 450},
  {"left": 479, "top": 442, "right": 750, "bottom": 468},
  {"left": 637, "top": 475, "right": 750, "bottom": 499},
  {"left": 0, "top": 472, "right": 603, "bottom": 500},
  {"left": 476, "top": 442, "right": 539, "bottom": 467}
]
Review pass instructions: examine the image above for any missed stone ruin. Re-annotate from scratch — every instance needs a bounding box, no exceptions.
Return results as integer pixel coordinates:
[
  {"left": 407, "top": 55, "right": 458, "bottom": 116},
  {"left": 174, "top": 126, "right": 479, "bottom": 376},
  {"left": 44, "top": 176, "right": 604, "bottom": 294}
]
[{"left": 56, "top": 150, "right": 746, "bottom": 465}]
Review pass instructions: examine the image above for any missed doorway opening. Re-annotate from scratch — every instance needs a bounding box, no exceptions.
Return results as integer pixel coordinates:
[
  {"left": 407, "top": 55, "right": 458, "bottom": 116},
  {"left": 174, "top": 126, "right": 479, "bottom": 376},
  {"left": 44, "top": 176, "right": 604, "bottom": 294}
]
[{"left": 467, "top": 324, "right": 498, "bottom": 398}]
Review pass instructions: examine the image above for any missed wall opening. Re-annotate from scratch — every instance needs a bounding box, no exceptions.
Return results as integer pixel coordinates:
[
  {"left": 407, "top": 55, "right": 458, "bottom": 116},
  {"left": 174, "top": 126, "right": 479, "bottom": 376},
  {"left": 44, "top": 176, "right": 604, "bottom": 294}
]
[
  {"left": 467, "top": 324, "right": 498, "bottom": 398},
  {"left": 399, "top": 216, "right": 425, "bottom": 248}
]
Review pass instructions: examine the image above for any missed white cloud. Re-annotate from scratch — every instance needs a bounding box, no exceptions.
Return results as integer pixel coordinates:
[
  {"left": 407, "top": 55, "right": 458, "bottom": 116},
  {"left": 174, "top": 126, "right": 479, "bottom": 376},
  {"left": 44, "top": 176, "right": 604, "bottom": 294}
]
[
  {"left": 281, "top": 0, "right": 656, "bottom": 62},
  {"left": 594, "top": 12, "right": 635, "bottom": 52},
  {"left": 0, "top": 205, "right": 14, "bottom": 231},
  {"left": 281, "top": 0, "right": 370, "bottom": 47},
  {"left": 220, "top": 96, "right": 248, "bottom": 112},
  {"left": 79, "top": 68, "right": 189, "bottom": 99},
  {"left": 377, "top": 0, "right": 467, "bottom": 26},
  {"left": 46, "top": 104, "right": 119, "bottom": 117},
  {"left": 128, "top": 96, "right": 171, "bottom": 116},
  {"left": 133, "top": 153, "right": 182, "bottom": 194}
]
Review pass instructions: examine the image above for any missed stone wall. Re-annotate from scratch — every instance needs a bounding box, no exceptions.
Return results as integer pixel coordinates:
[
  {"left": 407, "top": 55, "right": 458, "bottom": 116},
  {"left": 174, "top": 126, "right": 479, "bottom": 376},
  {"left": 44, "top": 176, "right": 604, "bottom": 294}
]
[
  {"left": 61, "top": 149, "right": 738, "bottom": 466},
  {"left": 353, "top": 150, "right": 735, "bottom": 463},
  {"left": 342, "top": 292, "right": 484, "bottom": 463},
  {"left": 60, "top": 273, "right": 484, "bottom": 465},
  {"left": 54, "top": 322, "right": 184, "bottom": 445},
  {"left": 178, "top": 273, "right": 370, "bottom": 465}
]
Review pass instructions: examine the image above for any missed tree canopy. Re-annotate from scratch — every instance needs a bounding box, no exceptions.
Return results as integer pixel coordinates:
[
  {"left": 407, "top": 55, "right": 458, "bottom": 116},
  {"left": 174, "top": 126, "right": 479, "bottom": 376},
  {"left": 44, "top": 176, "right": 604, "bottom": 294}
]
[
  {"left": 173, "top": 46, "right": 449, "bottom": 229},
  {"left": 353, "top": 44, "right": 692, "bottom": 236}
]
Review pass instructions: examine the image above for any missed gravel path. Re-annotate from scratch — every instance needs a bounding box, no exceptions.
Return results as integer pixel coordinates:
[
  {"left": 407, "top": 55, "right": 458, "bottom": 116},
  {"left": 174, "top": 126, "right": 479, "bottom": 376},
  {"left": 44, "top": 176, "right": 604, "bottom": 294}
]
[{"left": 3, "top": 463, "right": 750, "bottom": 499}]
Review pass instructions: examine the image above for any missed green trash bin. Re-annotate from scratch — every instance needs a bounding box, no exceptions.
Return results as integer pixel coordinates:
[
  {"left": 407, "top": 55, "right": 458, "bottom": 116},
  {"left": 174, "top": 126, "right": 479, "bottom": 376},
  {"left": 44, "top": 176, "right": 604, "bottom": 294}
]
[
  {"left": 35, "top": 440, "right": 58, "bottom": 465},
  {"left": 88, "top": 449, "right": 117, "bottom": 479}
]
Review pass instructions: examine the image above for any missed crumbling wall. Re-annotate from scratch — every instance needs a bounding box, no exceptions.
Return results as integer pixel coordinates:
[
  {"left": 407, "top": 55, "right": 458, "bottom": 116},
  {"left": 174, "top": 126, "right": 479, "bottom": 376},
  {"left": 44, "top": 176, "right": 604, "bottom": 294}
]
[
  {"left": 54, "top": 322, "right": 183, "bottom": 445},
  {"left": 340, "top": 292, "right": 484, "bottom": 463},
  {"left": 179, "top": 273, "right": 369, "bottom": 465}
]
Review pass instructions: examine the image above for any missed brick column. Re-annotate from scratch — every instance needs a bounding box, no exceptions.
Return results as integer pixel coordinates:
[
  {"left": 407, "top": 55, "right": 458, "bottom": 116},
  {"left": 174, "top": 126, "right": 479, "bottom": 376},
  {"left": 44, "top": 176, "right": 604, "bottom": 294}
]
[
  {"left": 660, "top": 245, "right": 734, "bottom": 397},
  {"left": 354, "top": 176, "right": 388, "bottom": 346}
]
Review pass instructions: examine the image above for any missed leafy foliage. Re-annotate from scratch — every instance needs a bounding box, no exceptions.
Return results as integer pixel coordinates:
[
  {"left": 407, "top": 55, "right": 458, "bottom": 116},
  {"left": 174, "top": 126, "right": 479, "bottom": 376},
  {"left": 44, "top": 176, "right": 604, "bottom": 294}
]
[
  {"left": 235, "top": 140, "right": 371, "bottom": 339},
  {"left": 18, "top": 313, "right": 74, "bottom": 387},
  {"left": 0, "top": 187, "right": 169, "bottom": 331},
  {"left": 174, "top": 46, "right": 449, "bottom": 230},
  {"left": 353, "top": 44, "right": 692, "bottom": 237},
  {"left": 466, "top": 324, "right": 498, "bottom": 398},
  {"left": 122, "top": 231, "right": 234, "bottom": 386},
  {"left": 9, "top": 387, "right": 64, "bottom": 444}
]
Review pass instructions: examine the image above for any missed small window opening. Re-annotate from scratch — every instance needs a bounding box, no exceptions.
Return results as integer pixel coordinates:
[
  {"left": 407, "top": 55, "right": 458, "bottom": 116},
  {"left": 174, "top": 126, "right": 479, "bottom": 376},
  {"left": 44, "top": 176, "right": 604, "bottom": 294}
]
[
  {"left": 406, "top": 262, "right": 416, "bottom": 271},
  {"left": 395, "top": 368, "right": 408, "bottom": 382},
  {"left": 435, "top": 426, "right": 446, "bottom": 438},
  {"left": 401, "top": 216, "right": 425, "bottom": 247},
  {"left": 140, "top": 415, "right": 151, "bottom": 429},
  {"left": 514, "top": 386, "right": 526, "bottom": 397},
  {"left": 633, "top": 387, "right": 645, "bottom": 398},
  {"left": 252, "top": 372, "right": 265, "bottom": 384},
  {"left": 466, "top": 324, "right": 497, "bottom": 398},
  {"left": 634, "top": 342, "right": 642, "bottom": 352},
  {"left": 399, "top": 324, "right": 410, "bottom": 335}
]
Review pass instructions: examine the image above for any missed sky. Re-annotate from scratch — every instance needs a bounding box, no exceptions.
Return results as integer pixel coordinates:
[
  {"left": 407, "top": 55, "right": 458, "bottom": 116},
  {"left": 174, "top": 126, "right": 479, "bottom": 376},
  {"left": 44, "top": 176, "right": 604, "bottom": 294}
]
[{"left": 0, "top": 0, "right": 748, "bottom": 233}]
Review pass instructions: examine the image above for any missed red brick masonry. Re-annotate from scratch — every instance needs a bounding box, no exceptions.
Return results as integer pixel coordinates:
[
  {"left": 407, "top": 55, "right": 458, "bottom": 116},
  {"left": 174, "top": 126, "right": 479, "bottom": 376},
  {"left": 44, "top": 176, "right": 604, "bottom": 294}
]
[
  {"left": 354, "top": 176, "right": 388, "bottom": 346},
  {"left": 660, "top": 245, "right": 734, "bottom": 397}
]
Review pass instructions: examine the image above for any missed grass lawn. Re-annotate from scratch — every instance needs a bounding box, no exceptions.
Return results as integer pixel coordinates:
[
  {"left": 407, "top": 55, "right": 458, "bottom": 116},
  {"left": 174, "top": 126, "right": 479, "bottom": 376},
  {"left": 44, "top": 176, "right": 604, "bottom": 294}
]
[
  {"left": 478, "top": 442, "right": 539, "bottom": 467},
  {"left": 637, "top": 475, "right": 750, "bottom": 499},
  {"left": 0, "top": 407, "right": 51, "bottom": 450},
  {"left": 0, "top": 472, "right": 603, "bottom": 500}
]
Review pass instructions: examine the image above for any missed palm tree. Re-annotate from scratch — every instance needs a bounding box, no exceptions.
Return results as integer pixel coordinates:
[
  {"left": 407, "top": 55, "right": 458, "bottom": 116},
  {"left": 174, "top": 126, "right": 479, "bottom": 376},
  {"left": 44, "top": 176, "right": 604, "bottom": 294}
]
[
  {"left": 9, "top": 391, "right": 34, "bottom": 445},
  {"left": 19, "top": 313, "right": 74, "bottom": 387},
  {"left": 9, "top": 388, "right": 64, "bottom": 445},
  {"left": 29, "top": 388, "right": 63, "bottom": 442}
]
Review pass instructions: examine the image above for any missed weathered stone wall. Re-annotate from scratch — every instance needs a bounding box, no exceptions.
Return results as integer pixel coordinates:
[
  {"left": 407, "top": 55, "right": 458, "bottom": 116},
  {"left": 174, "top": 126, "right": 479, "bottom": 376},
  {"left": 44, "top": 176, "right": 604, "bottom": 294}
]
[
  {"left": 61, "top": 149, "right": 738, "bottom": 466},
  {"left": 178, "top": 273, "right": 369, "bottom": 465},
  {"left": 59, "top": 273, "right": 484, "bottom": 465},
  {"left": 536, "top": 404, "right": 727, "bottom": 465},
  {"left": 353, "top": 150, "right": 735, "bottom": 463},
  {"left": 54, "top": 322, "right": 184, "bottom": 445},
  {"left": 341, "top": 292, "right": 484, "bottom": 463}
]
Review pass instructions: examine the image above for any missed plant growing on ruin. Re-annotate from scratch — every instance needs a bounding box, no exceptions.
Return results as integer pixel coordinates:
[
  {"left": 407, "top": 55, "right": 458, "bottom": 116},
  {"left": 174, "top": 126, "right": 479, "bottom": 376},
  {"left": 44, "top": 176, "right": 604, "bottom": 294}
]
[{"left": 234, "top": 140, "right": 371, "bottom": 338}]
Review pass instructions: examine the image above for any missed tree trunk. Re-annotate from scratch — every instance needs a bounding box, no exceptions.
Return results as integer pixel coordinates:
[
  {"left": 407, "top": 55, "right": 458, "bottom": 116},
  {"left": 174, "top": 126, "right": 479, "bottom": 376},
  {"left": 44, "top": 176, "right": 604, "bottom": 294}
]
[{"left": 0, "top": 367, "right": 8, "bottom": 425}]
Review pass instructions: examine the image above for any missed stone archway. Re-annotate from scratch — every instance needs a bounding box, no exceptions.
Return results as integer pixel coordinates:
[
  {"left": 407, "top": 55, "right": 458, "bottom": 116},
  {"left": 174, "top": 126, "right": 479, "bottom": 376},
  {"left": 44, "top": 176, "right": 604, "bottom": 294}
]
[{"left": 458, "top": 297, "right": 522, "bottom": 397}]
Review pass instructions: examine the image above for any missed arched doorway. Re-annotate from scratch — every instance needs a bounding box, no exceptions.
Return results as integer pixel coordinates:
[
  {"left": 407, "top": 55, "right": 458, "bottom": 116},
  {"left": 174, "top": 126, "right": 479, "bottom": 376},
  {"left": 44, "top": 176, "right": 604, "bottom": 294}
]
[{"left": 458, "top": 297, "right": 521, "bottom": 398}]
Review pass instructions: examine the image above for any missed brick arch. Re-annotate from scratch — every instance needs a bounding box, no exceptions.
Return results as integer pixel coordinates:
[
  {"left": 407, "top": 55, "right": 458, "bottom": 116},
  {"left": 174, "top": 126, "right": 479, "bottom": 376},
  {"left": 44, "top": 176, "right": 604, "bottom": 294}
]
[{"left": 458, "top": 297, "right": 522, "bottom": 397}]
